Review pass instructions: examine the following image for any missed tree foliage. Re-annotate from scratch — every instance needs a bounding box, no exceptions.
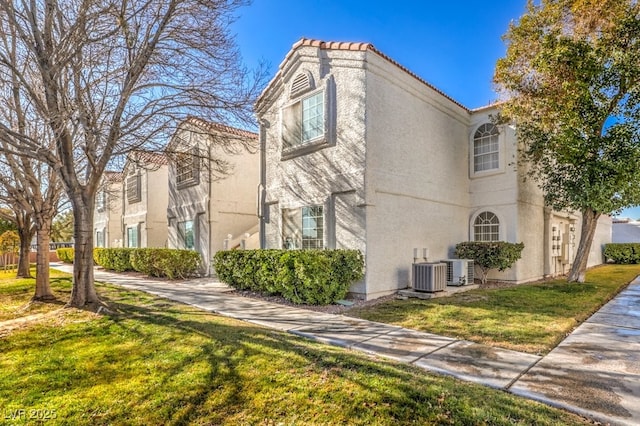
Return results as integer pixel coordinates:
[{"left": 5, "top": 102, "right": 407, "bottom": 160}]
[
  {"left": 51, "top": 211, "right": 74, "bottom": 242},
  {"left": 455, "top": 241, "right": 525, "bottom": 285},
  {"left": 494, "top": 0, "right": 640, "bottom": 282}
]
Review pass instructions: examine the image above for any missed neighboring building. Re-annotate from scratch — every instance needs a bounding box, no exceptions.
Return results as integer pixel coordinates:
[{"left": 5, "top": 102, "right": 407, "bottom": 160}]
[
  {"left": 612, "top": 218, "right": 640, "bottom": 243},
  {"left": 94, "top": 171, "right": 124, "bottom": 248},
  {"left": 255, "top": 38, "right": 612, "bottom": 300},
  {"left": 167, "top": 117, "right": 259, "bottom": 275},
  {"left": 122, "top": 151, "right": 169, "bottom": 248}
]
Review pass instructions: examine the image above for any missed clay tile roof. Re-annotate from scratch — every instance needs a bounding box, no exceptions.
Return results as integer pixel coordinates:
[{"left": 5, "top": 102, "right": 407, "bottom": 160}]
[
  {"left": 103, "top": 171, "right": 123, "bottom": 182},
  {"left": 280, "top": 38, "right": 469, "bottom": 112},
  {"left": 184, "top": 116, "right": 258, "bottom": 139},
  {"left": 132, "top": 150, "right": 168, "bottom": 165}
]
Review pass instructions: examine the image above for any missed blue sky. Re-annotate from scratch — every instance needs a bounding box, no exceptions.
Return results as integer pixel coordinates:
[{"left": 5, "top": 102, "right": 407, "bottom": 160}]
[
  {"left": 230, "top": 0, "right": 640, "bottom": 219},
  {"left": 232, "top": 0, "right": 526, "bottom": 109}
]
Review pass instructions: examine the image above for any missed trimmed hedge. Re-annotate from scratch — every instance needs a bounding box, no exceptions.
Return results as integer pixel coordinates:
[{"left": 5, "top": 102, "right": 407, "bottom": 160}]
[
  {"left": 213, "top": 249, "right": 365, "bottom": 305},
  {"left": 60, "top": 247, "right": 202, "bottom": 279},
  {"left": 455, "top": 241, "right": 524, "bottom": 285},
  {"left": 94, "top": 248, "right": 135, "bottom": 272},
  {"left": 603, "top": 243, "right": 640, "bottom": 264},
  {"left": 56, "top": 248, "right": 74, "bottom": 264},
  {"left": 130, "top": 248, "right": 202, "bottom": 279}
]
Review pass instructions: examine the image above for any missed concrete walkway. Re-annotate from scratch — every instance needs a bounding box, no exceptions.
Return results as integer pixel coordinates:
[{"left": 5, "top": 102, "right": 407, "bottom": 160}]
[{"left": 53, "top": 263, "right": 640, "bottom": 426}]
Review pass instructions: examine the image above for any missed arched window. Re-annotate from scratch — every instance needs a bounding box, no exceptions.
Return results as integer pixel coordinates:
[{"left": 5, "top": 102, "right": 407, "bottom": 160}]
[
  {"left": 474, "top": 211, "right": 500, "bottom": 241},
  {"left": 473, "top": 123, "right": 499, "bottom": 172}
]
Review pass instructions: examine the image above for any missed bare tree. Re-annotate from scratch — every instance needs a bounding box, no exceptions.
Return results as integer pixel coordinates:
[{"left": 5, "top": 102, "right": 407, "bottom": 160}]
[
  {"left": 0, "top": 0, "right": 264, "bottom": 307},
  {"left": 0, "top": 207, "right": 34, "bottom": 278},
  {"left": 0, "top": 152, "right": 62, "bottom": 300}
]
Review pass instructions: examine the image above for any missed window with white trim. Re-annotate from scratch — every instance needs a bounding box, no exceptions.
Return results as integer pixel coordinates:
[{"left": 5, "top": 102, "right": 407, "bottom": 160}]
[
  {"left": 474, "top": 211, "right": 500, "bottom": 242},
  {"left": 281, "top": 75, "right": 334, "bottom": 158},
  {"left": 96, "top": 191, "right": 106, "bottom": 212},
  {"left": 96, "top": 229, "right": 105, "bottom": 248},
  {"left": 127, "top": 225, "right": 139, "bottom": 248},
  {"left": 473, "top": 123, "right": 499, "bottom": 172},
  {"left": 178, "top": 220, "right": 195, "bottom": 250},
  {"left": 301, "top": 92, "right": 324, "bottom": 143},
  {"left": 282, "top": 205, "right": 324, "bottom": 249}
]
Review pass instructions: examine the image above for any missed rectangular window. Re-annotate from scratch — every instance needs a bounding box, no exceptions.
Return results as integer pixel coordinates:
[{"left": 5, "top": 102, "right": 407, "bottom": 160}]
[
  {"left": 177, "top": 220, "right": 195, "bottom": 250},
  {"left": 127, "top": 226, "right": 139, "bottom": 248},
  {"left": 96, "top": 191, "right": 106, "bottom": 212},
  {"left": 301, "top": 92, "right": 324, "bottom": 143},
  {"left": 282, "top": 86, "right": 333, "bottom": 159},
  {"left": 176, "top": 148, "right": 199, "bottom": 188},
  {"left": 96, "top": 230, "right": 105, "bottom": 248},
  {"left": 282, "top": 205, "right": 324, "bottom": 249},
  {"left": 127, "top": 175, "right": 141, "bottom": 203}
]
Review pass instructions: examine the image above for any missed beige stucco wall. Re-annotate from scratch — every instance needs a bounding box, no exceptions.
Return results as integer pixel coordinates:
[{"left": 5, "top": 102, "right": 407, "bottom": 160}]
[
  {"left": 260, "top": 44, "right": 368, "bottom": 285},
  {"left": 94, "top": 180, "right": 123, "bottom": 247},
  {"left": 258, "top": 41, "right": 612, "bottom": 299},
  {"left": 363, "top": 51, "right": 471, "bottom": 298},
  {"left": 167, "top": 122, "right": 259, "bottom": 275},
  {"left": 123, "top": 161, "right": 168, "bottom": 248}
]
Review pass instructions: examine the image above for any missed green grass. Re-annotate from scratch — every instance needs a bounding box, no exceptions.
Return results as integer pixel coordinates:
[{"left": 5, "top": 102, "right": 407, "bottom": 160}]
[
  {"left": 0, "top": 272, "right": 591, "bottom": 425},
  {"left": 349, "top": 264, "right": 640, "bottom": 354},
  {"left": 0, "top": 268, "right": 71, "bottom": 322}
]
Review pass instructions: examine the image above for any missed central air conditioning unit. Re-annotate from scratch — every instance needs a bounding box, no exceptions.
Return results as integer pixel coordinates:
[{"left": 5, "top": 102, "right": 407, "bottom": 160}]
[
  {"left": 412, "top": 262, "right": 446, "bottom": 292},
  {"left": 441, "top": 259, "right": 474, "bottom": 286}
]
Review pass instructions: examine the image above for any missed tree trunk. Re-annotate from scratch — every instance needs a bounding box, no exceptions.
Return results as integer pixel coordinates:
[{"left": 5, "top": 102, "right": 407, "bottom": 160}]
[
  {"left": 68, "top": 195, "right": 99, "bottom": 307},
  {"left": 16, "top": 224, "right": 34, "bottom": 278},
  {"left": 33, "top": 220, "right": 55, "bottom": 301},
  {"left": 567, "top": 208, "right": 601, "bottom": 283}
]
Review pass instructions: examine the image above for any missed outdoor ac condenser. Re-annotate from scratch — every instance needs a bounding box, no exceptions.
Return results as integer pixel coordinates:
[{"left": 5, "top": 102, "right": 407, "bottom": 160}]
[
  {"left": 412, "top": 262, "right": 447, "bottom": 292},
  {"left": 441, "top": 259, "right": 474, "bottom": 286}
]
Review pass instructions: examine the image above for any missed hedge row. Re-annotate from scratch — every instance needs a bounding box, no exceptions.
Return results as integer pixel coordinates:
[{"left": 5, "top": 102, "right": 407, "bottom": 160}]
[
  {"left": 213, "top": 249, "right": 365, "bottom": 305},
  {"left": 57, "top": 247, "right": 202, "bottom": 279},
  {"left": 57, "top": 247, "right": 74, "bottom": 263},
  {"left": 603, "top": 243, "right": 640, "bottom": 264}
]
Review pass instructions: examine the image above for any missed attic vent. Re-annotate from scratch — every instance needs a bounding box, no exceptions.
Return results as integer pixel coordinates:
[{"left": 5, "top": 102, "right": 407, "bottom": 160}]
[{"left": 290, "top": 72, "right": 314, "bottom": 98}]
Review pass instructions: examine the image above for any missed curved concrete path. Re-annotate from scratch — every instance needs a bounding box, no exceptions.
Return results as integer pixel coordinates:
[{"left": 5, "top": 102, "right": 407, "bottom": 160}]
[{"left": 52, "top": 263, "right": 640, "bottom": 425}]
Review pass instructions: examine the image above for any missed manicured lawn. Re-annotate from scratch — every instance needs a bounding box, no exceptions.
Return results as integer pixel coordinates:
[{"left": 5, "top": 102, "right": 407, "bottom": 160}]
[
  {"left": 0, "top": 268, "right": 71, "bottom": 322},
  {"left": 0, "top": 272, "right": 590, "bottom": 425},
  {"left": 348, "top": 264, "right": 640, "bottom": 355}
]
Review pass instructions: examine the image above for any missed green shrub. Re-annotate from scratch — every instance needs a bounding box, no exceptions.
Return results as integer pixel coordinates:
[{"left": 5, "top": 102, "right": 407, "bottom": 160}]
[
  {"left": 455, "top": 241, "right": 525, "bottom": 285},
  {"left": 131, "top": 248, "right": 201, "bottom": 279},
  {"left": 94, "top": 248, "right": 135, "bottom": 272},
  {"left": 57, "top": 247, "right": 74, "bottom": 263},
  {"left": 213, "top": 249, "right": 365, "bottom": 305},
  {"left": 603, "top": 243, "right": 640, "bottom": 264}
]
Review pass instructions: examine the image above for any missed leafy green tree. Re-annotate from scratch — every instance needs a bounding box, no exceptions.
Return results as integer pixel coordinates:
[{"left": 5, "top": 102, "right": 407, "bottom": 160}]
[
  {"left": 51, "top": 211, "right": 74, "bottom": 243},
  {"left": 494, "top": 0, "right": 640, "bottom": 282}
]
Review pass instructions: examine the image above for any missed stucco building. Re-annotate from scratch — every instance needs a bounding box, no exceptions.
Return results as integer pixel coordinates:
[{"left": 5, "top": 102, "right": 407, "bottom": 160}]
[
  {"left": 167, "top": 117, "right": 259, "bottom": 275},
  {"left": 122, "top": 151, "right": 169, "bottom": 248},
  {"left": 255, "top": 38, "right": 611, "bottom": 300},
  {"left": 94, "top": 171, "right": 124, "bottom": 248}
]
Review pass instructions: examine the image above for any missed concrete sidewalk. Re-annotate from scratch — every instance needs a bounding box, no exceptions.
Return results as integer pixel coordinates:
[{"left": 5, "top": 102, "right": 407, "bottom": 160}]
[{"left": 54, "top": 263, "right": 640, "bottom": 425}]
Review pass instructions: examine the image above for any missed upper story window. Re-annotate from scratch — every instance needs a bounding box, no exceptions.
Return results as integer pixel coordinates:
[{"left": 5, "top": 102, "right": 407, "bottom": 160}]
[
  {"left": 473, "top": 123, "right": 499, "bottom": 172},
  {"left": 176, "top": 147, "right": 199, "bottom": 189},
  {"left": 281, "top": 73, "right": 335, "bottom": 159},
  {"left": 302, "top": 92, "right": 324, "bottom": 143},
  {"left": 96, "top": 190, "right": 106, "bottom": 212},
  {"left": 474, "top": 211, "right": 500, "bottom": 242},
  {"left": 126, "top": 174, "right": 141, "bottom": 204}
]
